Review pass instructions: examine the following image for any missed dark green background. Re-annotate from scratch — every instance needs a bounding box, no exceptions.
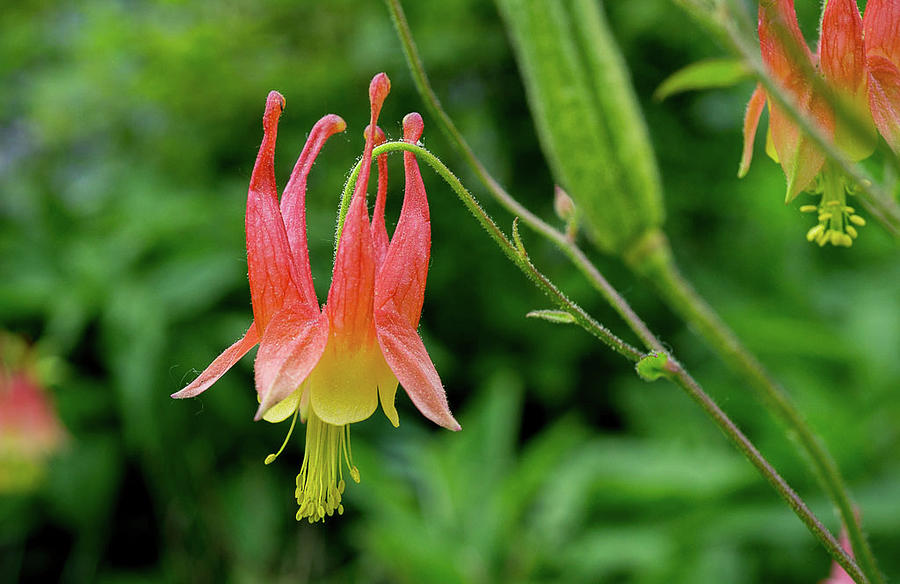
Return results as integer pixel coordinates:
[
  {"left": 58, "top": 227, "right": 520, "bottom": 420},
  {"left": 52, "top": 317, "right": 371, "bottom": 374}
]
[{"left": 1, "top": 1, "right": 898, "bottom": 582}]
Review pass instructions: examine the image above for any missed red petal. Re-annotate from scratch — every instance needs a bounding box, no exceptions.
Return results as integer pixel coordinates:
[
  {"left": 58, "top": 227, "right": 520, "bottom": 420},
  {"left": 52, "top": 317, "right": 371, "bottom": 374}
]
[
  {"left": 254, "top": 307, "right": 329, "bottom": 421},
  {"left": 280, "top": 114, "right": 346, "bottom": 316},
  {"left": 739, "top": 84, "right": 767, "bottom": 177},
  {"left": 246, "top": 91, "right": 304, "bottom": 331},
  {"left": 758, "top": 0, "right": 813, "bottom": 87},
  {"left": 375, "top": 113, "right": 430, "bottom": 330},
  {"left": 867, "top": 55, "right": 900, "bottom": 153},
  {"left": 325, "top": 74, "right": 390, "bottom": 343},
  {"left": 374, "top": 308, "right": 459, "bottom": 431},
  {"left": 171, "top": 322, "right": 260, "bottom": 399},
  {"left": 366, "top": 125, "right": 390, "bottom": 269},
  {"left": 769, "top": 89, "right": 832, "bottom": 201},
  {"left": 820, "top": 0, "right": 865, "bottom": 94},
  {"left": 864, "top": 0, "right": 900, "bottom": 65}
]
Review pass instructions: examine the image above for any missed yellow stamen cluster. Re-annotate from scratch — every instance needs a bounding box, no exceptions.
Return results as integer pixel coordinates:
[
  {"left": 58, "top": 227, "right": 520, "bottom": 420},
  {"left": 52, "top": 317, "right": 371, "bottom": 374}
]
[
  {"left": 801, "top": 167, "right": 866, "bottom": 248},
  {"left": 801, "top": 202, "right": 866, "bottom": 247},
  {"left": 295, "top": 410, "right": 360, "bottom": 523}
]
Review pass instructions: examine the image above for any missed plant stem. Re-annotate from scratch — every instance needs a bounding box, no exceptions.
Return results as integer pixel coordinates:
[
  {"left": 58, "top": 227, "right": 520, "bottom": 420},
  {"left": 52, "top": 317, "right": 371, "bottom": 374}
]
[
  {"left": 385, "top": 2, "right": 875, "bottom": 580},
  {"left": 345, "top": 138, "right": 866, "bottom": 583},
  {"left": 624, "top": 229, "right": 884, "bottom": 584},
  {"left": 338, "top": 141, "right": 644, "bottom": 363},
  {"left": 665, "top": 360, "right": 870, "bottom": 584},
  {"left": 384, "top": 0, "right": 664, "bottom": 354}
]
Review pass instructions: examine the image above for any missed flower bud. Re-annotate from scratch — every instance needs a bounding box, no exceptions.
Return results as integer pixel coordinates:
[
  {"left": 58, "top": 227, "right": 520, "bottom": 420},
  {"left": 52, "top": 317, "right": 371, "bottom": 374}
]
[{"left": 496, "top": 0, "right": 664, "bottom": 255}]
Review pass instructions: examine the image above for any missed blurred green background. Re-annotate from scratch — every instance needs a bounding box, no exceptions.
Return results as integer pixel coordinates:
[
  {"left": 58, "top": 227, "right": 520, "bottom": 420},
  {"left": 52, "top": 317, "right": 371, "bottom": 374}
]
[{"left": 1, "top": 1, "right": 898, "bottom": 582}]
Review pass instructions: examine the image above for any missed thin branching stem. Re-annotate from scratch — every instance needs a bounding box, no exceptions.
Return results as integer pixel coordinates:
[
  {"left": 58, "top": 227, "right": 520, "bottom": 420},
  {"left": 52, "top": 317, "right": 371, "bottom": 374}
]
[
  {"left": 384, "top": 0, "right": 664, "bottom": 354},
  {"left": 336, "top": 141, "right": 642, "bottom": 362},
  {"left": 340, "top": 138, "right": 866, "bottom": 583},
  {"left": 385, "top": 1, "right": 878, "bottom": 581}
]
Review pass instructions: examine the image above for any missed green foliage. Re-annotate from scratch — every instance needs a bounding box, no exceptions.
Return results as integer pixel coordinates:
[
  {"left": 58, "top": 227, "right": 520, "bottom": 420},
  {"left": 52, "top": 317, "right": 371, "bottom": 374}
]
[
  {"left": 654, "top": 58, "right": 751, "bottom": 101},
  {"left": 0, "top": 0, "right": 898, "bottom": 583}
]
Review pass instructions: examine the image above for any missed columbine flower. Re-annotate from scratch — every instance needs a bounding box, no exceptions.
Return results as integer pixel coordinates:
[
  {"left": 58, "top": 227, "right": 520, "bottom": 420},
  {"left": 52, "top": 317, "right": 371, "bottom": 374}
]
[
  {"left": 740, "top": 0, "right": 900, "bottom": 247},
  {"left": 172, "top": 73, "right": 459, "bottom": 522},
  {"left": 0, "top": 333, "right": 66, "bottom": 493},
  {"left": 820, "top": 528, "right": 855, "bottom": 584}
]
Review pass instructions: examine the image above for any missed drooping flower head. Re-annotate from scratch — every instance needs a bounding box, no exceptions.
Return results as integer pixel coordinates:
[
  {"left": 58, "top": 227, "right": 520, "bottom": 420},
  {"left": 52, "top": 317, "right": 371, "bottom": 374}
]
[
  {"left": 740, "top": 0, "right": 899, "bottom": 247},
  {"left": 173, "top": 73, "right": 459, "bottom": 522},
  {"left": 0, "top": 332, "right": 66, "bottom": 493}
]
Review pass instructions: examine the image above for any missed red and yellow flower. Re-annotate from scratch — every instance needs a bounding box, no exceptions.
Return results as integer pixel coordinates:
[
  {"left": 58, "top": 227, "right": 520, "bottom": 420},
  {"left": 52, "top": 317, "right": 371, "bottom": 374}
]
[
  {"left": 740, "top": 0, "right": 900, "bottom": 246},
  {"left": 0, "top": 333, "right": 66, "bottom": 493},
  {"left": 173, "top": 73, "right": 459, "bottom": 522}
]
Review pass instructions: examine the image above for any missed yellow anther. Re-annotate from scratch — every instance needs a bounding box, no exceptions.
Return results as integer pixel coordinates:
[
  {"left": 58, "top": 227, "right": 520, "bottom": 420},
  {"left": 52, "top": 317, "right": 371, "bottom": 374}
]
[
  {"left": 826, "top": 200, "right": 841, "bottom": 206},
  {"left": 806, "top": 224, "right": 824, "bottom": 242},
  {"left": 294, "top": 411, "right": 359, "bottom": 522},
  {"left": 849, "top": 215, "right": 866, "bottom": 226},
  {"left": 264, "top": 403, "right": 300, "bottom": 465},
  {"left": 847, "top": 225, "right": 858, "bottom": 238},
  {"left": 818, "top": 213, "right": 832, "bottom": 221},
  {"left": 842, "top": 234, "right": 853, "bottom": 247},
  {"left": 799, "top": 205, "right": 818, "bottom": 213},
  {"left": 843, "top": 206, "right": 855, "bottom": 214}
]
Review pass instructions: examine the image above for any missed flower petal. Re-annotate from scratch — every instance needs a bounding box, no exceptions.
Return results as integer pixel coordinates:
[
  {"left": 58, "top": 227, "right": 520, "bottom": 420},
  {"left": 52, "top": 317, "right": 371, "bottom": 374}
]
[
  {"left": 374, "top": 113, "right": 429, "bottom": 329},
  {"left": 867, "top": 55, "right": 900, "bottom": 153},
  {"left": 769, "top": 91, "right": 832, "bottom": 201},
  {"left": 261, "top": 382, "right": 304, "bottom": 423},
  {"left": 820, "top": 0, "right": 876, "bottom": 160},
  {"left": 374, "top": 308, "right": 459, "bottom": 431},
  {"left": 739, "top": 84, "right": 767, "bottom": 177},
  {"left": 254, "top": 307, "right": 328, "bottom": 421},
  {"left": 280, "top": 114, "right": 346, "bottom": 316},
  {"left": 308, "top": 337, "right": 384, "bottom": 425},
  {"left": 309, "top": 73, "right": 392, "bottom": 427},
  {"left": 863, "top": 0, "right": 900, "bottom": 65},
  {"left": 758, "top": 0, "right": 813, "bottom": 87},
  {"left": 246, "top": 91, "right": 304, "bottom": 331},
  {"left": 324, "top": 74, "right": 390, "bottom": 342},
  {"left": 820, "top": 0, "right": 865, "bottom": 94},
  {"left": 171, "top": 323, "right": 259, "bottom": 399},
  {"left": 367, "top": 125, "right": 390, "bottom": 269}
]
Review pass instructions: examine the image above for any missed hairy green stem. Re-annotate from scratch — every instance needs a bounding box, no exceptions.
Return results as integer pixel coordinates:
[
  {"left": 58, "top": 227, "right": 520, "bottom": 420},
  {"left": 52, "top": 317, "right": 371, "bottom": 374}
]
[
  {"left": 666, "top": 361, "right": 869, "bottom": 584},
  {"left": 337, "top": 141, "right": 643, "bottom": 362},
  {"left": 385, "top": 1, "right": 873, "bottom": 579},
  {"left": 384, "top": 0, "right": 664, "bottom": 354},
  {"left": 341, "top": 139, "right": 865, "bottom": 582},
  {"left": 624, "top": 230, "right": 881, "bottom": 584},
  {"left": 672, "top": 4, "right": 887, "bottom": 580}
]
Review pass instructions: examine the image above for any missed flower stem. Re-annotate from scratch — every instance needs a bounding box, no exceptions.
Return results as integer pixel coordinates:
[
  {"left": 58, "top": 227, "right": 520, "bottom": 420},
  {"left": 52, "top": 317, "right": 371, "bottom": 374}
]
[
  {"left": 385, "top": 2, "right": 874, "bottom": 580},
  {"left": 624, "top": 230, "right": 883, "bottom": 584},
  {"left": 384, "top": 0, "right": 664, "bottom": 354},
  {"left": 344, "top": 139, "right": 866, "bottom": 583},
  {"left": 337, "top": 142, "right": 643, "bottom": 363},
  {"left": 665, "top": 360, "right": 870, "bottom": 584}
]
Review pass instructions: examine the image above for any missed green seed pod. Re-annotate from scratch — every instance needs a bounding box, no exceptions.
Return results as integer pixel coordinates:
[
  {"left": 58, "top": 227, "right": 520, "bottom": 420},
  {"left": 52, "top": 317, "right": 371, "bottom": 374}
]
[{"left": 496, "top": 0, "right": 664, "bottom": 255}]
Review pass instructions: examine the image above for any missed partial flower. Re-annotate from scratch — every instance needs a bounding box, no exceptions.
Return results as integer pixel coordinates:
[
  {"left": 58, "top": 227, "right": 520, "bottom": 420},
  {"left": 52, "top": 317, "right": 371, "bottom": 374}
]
[
  {"left": 820, "top": 527, "right": 855, "bottom": 584},
  {"left": 0, "top": 333, "right": 66, "bottom": 493},
  {"left": 173, "top": 73, "right": 459, "bottom": 522},
  {"left": 739, "top": 0, "right": 900, "bottom": 247}
]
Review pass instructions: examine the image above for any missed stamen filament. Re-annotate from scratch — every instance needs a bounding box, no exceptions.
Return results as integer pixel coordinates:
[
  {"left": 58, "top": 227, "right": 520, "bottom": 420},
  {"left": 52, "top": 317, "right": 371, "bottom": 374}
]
[
  {"left": 264, "top": 403, "right": 301, "bottom": 465},
  {"left": 295, "top": 410, "right": 360, "bottom": 522}
]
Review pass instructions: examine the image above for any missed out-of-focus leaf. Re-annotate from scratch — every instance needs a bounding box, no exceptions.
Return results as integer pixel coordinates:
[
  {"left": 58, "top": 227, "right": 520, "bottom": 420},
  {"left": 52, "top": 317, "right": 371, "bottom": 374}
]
[{"left": 654, "top": 58, "right": 751, "bottom": 101}]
